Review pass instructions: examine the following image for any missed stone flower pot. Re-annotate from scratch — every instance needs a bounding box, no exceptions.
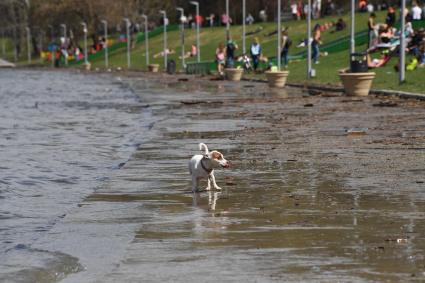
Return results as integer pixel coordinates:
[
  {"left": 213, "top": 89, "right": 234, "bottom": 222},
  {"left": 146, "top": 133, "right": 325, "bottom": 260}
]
[
  {"left": 148, "top": 64, "right": 160, "bottom": 73},
  {"left": 265, "top": 71, "right": 289, "bottom": 88},
  {"left": 338, "top": 70, "right": 376, "bottom": 96},
  {"left": 225, "top": 68, "right": 244, "bottom": 81}
]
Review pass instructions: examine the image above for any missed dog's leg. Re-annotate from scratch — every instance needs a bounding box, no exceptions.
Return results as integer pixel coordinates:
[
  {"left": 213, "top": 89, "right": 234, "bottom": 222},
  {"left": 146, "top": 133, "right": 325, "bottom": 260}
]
[
  {"left": 205, "top": 177, "right": 211, "bottom": 191},
  {"left": 210, "top": 173, "right": 222, "bottom": 191},
  {"left": 192, "top": 176, "right": 199, "bottom": 192}
]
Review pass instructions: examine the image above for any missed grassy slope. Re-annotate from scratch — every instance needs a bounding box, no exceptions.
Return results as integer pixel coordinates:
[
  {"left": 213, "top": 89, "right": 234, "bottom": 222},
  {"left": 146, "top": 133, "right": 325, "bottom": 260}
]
[
  {"left": 89, "top": 10, "right": 424, "bottom": 93},
  {"left": 4, "top": 10, "right": 424, "bottom": 93}
]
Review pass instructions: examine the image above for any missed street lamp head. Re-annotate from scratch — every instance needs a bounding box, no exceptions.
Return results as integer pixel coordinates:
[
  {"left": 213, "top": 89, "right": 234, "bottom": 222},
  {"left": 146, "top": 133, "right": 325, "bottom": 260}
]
[
  {"left": 101, "top": 20, "right": 107, "bottom": 24},
  {"left": 159, "top": 10, "right": 166, "bottom": 16},
  {"left": 176, "top": 7, "right": 183, "bottom": 12},
  {"left": 190, "top": 1, "right": 199, "bottom": 6},
  {"left": 141, "top": 14, "right": 147, "bottom": 20}
]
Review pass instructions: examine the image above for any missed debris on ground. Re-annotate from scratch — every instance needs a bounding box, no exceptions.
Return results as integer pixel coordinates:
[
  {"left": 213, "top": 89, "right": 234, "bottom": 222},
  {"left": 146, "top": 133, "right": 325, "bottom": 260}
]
[
  {"left": 346, "top": 128, "right": 368, "bottom": 136},
  {"left": 373, "top": 101, "right": 399, "bottom": 107}
]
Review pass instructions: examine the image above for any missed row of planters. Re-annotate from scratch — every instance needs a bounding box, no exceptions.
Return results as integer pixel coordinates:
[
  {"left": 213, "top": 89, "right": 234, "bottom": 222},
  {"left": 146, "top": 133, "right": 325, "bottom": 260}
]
[{"left": 224, "top": 52, "right": 375, "bottom": 96}]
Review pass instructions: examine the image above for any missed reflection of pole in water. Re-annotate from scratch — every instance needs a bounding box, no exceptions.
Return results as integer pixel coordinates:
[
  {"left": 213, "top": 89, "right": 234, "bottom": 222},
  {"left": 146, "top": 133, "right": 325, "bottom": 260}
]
[
  {"left": 101, "top": 20, "right": 109, "bottom": 68},
  {"left": 123, "top": 18, "right": 131, "bottom": 69},
  {"left": 1, "top": 29, "right": 5, "bottom": 57},
  {"left": 26, "top": 27, "right": 31, "bottom": 64}
]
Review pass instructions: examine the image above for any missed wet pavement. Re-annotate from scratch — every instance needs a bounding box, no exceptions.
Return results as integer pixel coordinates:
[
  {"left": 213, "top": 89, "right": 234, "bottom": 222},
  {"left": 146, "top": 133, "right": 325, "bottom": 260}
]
[{"left": 1, "top": 70, "right": 425, "bottom": 282}]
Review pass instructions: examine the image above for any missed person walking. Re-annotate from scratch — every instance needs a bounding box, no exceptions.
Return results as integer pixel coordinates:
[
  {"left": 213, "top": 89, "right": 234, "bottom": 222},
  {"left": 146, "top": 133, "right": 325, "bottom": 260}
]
[
  {"left": 225, "top": 38, "right": 238, "bottom": 68},
  {"left": 250, "top": 37, "right": 262, "bottom": 71},
  {"left": 312, "top": 24, "right": 322, "bottom": 64},
  {"left": 215, "top": 42, "right": 226, "bottom": 75},
  {"left": 412, "top": 2, "right": 422, "bottom": 21},
  {"left": 281, "top": 30, "right": 292, "bottom": 68},
  {"left": 368, "top": 12, "right": 377, "bottom": 48}
]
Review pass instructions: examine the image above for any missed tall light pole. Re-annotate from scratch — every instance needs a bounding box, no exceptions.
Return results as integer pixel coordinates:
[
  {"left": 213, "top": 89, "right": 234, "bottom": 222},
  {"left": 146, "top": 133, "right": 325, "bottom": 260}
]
[
  {"left": 190, "top": 1, "right": 200, "bottom": 62},
  {"left": 141, "top": 14, "right": 149, "bottom": 67},
  {"left": 26, "top": 26, "right": 31, "bottom": 64},
  {"left": 242, "top": 0, "right": 246, "bottom": 54},
  {"left": 123, "top": 18, "right": 131, "bottom": 68},
  {"left": 38, "top": 29, "right": 44, "bottom": 63},
  {"left": 225, "top": 0, "right": 230, "bottom": 40},
  {"left": 307, "top": 0, "right": 312, "bottom": 79},
  {"left": 176, "top": 7, "right": 186, "bottom": 68},
  {"left": 400, "top": 0, "right": 406, "bottom": 83},
  {"left": 81, "top": 22, "right": 88, "bottom": 65},
  {"left": 101, "top": 20, "right": 109, "bottom": 68},
  {"left": 60, "top": 24, "right": 67, "bottom": 66},
  {"left": 159, "top": 10, "right": 167, "bottom": 69},
  {"left": 350, "top": 0, "right": 355, "bottom": 55},
  {"left": 277, "top": 0, "right": 281, "bottom": 70}
]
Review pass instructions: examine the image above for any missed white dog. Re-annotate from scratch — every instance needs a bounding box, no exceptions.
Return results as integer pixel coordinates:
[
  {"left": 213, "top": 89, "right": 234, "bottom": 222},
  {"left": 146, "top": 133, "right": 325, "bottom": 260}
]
[{"left": 188, "top": 143, "right": 230, "bottom": 192}]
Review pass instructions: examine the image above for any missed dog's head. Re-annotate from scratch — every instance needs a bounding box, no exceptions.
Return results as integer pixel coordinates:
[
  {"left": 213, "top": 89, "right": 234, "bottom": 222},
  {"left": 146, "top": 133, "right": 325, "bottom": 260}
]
[{"left": 204, "top": 150, "right": 230, "bottom": 169}]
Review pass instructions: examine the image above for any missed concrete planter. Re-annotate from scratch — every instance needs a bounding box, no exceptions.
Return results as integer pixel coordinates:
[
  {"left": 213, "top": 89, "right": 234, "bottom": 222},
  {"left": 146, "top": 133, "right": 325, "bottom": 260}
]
[
  {"left": 225, "top": 68, "right": 244, "bottom": 81},
  {"left": 339, "top": 71, "right": 376, "bottom": 96},
  {"left": 265, "top": 71, "right": 289, "bottom": 88},
  {"left": 148, "top": 64, "right": 160, "bottom": 73}
]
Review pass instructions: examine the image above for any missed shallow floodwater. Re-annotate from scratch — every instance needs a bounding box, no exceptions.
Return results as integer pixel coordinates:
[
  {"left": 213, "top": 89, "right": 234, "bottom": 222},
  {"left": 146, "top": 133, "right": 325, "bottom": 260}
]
[{"left": 1, "top": 70, "right": 425, "bottom": 282}]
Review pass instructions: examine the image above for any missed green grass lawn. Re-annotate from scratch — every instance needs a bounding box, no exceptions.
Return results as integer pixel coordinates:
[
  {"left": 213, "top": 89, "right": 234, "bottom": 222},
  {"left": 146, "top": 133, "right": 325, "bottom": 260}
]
[{"left": 4, "top": 10, "right": 424, "bottom": 94}]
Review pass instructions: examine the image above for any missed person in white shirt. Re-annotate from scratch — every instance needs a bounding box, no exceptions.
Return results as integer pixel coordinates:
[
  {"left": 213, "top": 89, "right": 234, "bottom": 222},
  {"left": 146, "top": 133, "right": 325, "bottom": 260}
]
[
  {"left": 291, "top": 3, "right": 298, "bottom": 20},
  {"left": 412, "top": 2, "right": 422, "bottom": 20}
]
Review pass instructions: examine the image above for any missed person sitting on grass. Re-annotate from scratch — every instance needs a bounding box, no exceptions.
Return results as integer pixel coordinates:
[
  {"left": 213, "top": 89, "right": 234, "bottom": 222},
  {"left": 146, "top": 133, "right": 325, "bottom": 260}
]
[
  {"left": 330, "top": 18, "right": 346, "bottom": 33},
  {"left": 179, "top": 44, "right": 197, "bottom": 59},
  {"left": 153, "top": 48, "right": 175, "bottom": 58},
  {"left": 367, "top": 51, "right": 390, "bottom": 68}
]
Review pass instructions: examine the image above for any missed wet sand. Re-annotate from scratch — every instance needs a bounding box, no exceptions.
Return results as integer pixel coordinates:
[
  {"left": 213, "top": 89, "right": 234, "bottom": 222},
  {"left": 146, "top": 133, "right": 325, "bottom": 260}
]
[{"left": 2, "top": 70, "right": 425, "bottom": 282}]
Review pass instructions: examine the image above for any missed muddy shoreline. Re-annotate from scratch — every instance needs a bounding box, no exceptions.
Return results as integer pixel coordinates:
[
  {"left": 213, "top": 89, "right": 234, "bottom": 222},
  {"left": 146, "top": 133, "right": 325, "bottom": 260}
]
[
  {"left": 75, "top": 73, "right": 425, "bottom": 282},
  {"left": 2, "top": 69, "right": 425, "bottom": 282}
]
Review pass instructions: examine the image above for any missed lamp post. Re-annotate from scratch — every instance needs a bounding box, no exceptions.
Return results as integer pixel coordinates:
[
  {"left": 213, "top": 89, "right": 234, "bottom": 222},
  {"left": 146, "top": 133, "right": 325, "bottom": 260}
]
[
  {"left": 26, "top": 26, "right": 31, "bottom": 64},
  {"left": 400, "top": 0, "right": 406, "bottom": 83},
  {"left": 141, "top": 14, "right": 149, "bottom": 67},
  {"left": 190, "top": 1, "right": 200, "bottom": 62},
  {"left": 225, "top": 0, "right": 230, "bottom": 40},
  {"left": 307, "top": 0, "right": 312, "bottom": 79},
  {"left": 350, "top": 0, "right": 355, "bottom": 54},
  {"left": 60, "top": 24, "right": 67, "bottom": 65},
  {"left": 123, "top": 18, "right": 131, "bottom": 68},
  {"left": 159, "top": 10, "right": 167, "bottom": 69},
  {"left": 101, "top": 20, "right": 108, "bottom": 68},
  {"left": 81, "top": 22, "right": 88, "bottom": 65},
  {"left": 176, "top": 7, "right": 186, "bottom": 68},
  {"left": 277, "top": 0, "right": 281, "bottom": 70},
  {"left": 242, "top": 0, "right": 246, "bottom": 54},
  {"left": 38, "top": 29, "right": 44, "bottom": 63}
]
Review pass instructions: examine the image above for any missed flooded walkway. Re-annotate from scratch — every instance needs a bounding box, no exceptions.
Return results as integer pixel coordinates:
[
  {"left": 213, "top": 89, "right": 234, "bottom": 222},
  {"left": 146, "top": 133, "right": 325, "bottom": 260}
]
[{"left": 1, "top": 70, "right": 425, "bottom": 282}]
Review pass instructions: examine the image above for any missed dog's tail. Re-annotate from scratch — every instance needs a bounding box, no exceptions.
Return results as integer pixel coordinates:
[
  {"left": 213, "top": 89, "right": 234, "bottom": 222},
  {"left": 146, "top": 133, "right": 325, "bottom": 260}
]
[{"left": 199, "top": 143, "right": 209, "bottom": 155}]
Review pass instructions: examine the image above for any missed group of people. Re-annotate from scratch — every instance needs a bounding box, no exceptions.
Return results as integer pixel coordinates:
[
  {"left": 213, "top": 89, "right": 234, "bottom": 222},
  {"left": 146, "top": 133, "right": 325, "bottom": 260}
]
[
  {"left": 45, "top": 35, "right": 108, "bottom": 65},
  {"left": 291, "top": 0, "right": 337, "bottom": 21},
  {"left": 214, "top": 30, "right": 295, "bottom": 75},
  {"left": 367, "top": 3, "right": 425, "bottom": 70}
]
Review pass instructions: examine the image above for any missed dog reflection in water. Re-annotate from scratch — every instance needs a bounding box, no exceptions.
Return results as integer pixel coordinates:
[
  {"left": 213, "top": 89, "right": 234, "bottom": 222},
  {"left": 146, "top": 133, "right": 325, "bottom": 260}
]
[{"left": 192, "top": 190, "right": 221, "bottom": 211}]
